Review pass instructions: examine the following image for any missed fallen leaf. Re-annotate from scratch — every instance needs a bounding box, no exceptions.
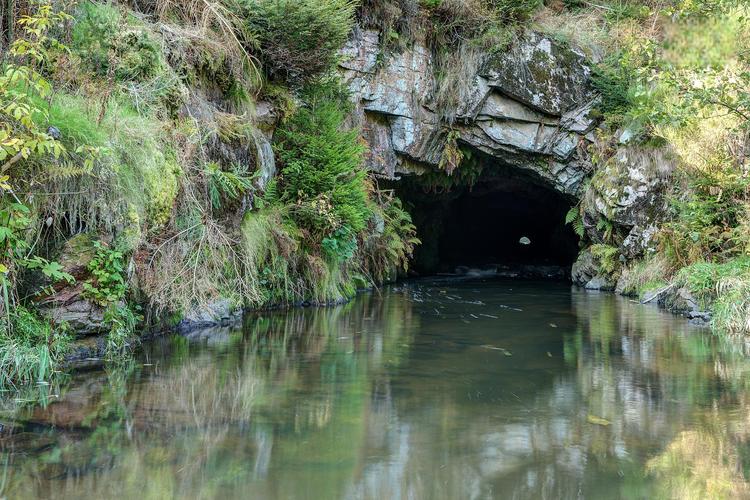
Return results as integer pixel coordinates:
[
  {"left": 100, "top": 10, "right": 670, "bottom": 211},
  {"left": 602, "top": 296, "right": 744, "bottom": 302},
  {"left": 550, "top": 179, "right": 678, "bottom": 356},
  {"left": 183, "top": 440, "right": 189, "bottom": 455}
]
[{"left": 587, "top": 415, "right": 611, "bottom": 426}]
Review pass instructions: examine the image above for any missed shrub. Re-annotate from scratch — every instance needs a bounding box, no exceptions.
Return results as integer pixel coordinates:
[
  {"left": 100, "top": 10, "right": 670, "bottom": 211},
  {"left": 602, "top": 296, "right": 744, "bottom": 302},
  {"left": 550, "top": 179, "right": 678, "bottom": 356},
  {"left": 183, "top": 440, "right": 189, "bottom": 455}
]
[
  {"left": 72, "top": 2, "right": 164, "bottom": 82},
  {"left": 273, "top": 85, "right": 370, "bottom": 245},
  {"left": 662, "top": 165, "right": 750, "bottom": 266},
  {"left": 242, "top": 0, "right": 357, "bottom": 85}
]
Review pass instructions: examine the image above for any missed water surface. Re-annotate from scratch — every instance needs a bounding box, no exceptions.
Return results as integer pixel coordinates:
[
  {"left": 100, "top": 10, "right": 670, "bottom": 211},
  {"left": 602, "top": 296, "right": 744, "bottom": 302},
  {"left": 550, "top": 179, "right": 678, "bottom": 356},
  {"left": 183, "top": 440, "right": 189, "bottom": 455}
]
[{"left": 2, "top": 279, "right": 750, "bottom": 499}]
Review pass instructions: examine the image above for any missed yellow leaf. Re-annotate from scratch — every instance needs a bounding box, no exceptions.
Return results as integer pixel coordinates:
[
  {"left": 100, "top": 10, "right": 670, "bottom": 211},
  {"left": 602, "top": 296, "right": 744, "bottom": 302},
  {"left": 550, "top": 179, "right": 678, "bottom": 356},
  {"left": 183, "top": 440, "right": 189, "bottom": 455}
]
[{"left": 587, "top": 415, "right": 611, "bottom": 426}]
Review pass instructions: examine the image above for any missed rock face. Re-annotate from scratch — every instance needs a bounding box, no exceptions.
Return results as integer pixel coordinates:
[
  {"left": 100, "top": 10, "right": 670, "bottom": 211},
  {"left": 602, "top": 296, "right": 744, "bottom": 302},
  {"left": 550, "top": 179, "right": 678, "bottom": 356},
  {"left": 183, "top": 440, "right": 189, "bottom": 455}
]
[
  {"left": 571, "top": 247, "right": 616, "bottom": 291},
  {"left": 37, "top": 234, "right": 109, "bottom": 336},
  {"left": 583, "top": 146, "right": 674, "bottom": 258},
  {"left": 340, "top": 29, "right": 599, "bottom": 197},
  {"left": 177, "top": 298, "right": 242, "bottom": 333}
]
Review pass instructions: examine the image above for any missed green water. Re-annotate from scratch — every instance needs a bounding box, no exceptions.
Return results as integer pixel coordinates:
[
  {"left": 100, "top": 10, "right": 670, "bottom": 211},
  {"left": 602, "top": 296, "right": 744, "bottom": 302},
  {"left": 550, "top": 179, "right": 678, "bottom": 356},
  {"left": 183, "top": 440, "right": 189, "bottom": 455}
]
[{"left": 2, "top": 279, "right": 750, "bottom": 499}]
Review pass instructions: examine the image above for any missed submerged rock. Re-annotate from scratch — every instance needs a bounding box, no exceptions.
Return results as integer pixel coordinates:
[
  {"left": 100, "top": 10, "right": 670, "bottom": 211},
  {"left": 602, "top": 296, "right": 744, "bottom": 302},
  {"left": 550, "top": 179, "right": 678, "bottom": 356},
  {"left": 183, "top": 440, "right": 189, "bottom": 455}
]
[{"left": 177, "top": 298, "right": 242, "bottom": 333}]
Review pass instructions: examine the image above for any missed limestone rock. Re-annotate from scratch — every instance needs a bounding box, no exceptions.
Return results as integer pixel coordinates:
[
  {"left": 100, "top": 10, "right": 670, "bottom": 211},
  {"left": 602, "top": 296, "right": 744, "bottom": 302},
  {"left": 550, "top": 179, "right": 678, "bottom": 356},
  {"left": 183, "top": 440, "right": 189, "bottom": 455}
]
[
  {"left": 178, "top": 298, "right": 241, "bottom": 332},
  {"left": 660, "top": 286, "right": 711, "bottom": 322},
  {"left": 340, "top": 29, "right": 598, "bottom": 196},
  {"left": 42, "top": 298, "right": 108, "bottom": 336},
  {"left": 479, "top": 32, "right": 592, "bottom": 115}
]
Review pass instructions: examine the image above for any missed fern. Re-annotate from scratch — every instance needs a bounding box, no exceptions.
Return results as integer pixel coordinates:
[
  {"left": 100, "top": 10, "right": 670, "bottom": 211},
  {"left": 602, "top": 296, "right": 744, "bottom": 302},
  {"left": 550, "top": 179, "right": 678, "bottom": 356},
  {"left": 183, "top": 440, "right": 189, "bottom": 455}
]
[
  {"left": 205, "top": 162, "right": 253, "bottom": 210},
  {"left": 596, "top": 216, "right": 615, "bottom": 243},
  {"left": 565, "top": 205, "right": 585, "bottom": 238},
  {"left": 591, "top": 244, "right": 621, "bottom": 276}
]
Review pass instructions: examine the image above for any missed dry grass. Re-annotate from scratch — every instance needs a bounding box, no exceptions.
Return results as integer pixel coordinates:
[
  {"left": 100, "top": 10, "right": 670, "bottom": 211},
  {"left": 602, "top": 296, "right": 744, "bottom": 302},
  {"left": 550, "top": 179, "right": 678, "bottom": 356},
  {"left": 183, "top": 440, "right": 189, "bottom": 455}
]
[
  {"left": 616, "top": 253, "right": 672, "bottom": 298},
  {"left": 136, "top": 0, "right": 261, "bottom": 90},
  {"left": 533, "top": 3, "right": 665, "bottom": 60}
]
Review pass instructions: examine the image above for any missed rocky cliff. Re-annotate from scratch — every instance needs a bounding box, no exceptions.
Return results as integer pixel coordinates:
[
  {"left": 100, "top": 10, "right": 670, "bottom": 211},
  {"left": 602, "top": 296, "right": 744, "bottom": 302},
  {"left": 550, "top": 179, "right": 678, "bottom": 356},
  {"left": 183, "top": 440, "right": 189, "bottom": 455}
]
[
  {"left": 341, "top": 29, "right": 599, "bottom": 197},
  {"left": 339, "top": 27, "right": 672, "bottom": 291}
]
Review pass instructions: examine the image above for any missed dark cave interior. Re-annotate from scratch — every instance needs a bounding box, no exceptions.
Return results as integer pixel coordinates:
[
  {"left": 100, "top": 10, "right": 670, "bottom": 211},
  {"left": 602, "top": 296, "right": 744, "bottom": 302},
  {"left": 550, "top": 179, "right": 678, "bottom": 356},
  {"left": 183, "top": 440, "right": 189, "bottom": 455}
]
[{"left": 391, "top": 157, "right": 580, "bottom": 276}]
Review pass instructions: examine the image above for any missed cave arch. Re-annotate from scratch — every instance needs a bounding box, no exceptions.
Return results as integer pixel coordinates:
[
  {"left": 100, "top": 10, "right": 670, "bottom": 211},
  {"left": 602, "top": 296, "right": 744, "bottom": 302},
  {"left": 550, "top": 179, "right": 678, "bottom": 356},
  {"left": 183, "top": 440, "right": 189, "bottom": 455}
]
[{"left": 391, "top": 155, "right": 580, "bottom": 278}]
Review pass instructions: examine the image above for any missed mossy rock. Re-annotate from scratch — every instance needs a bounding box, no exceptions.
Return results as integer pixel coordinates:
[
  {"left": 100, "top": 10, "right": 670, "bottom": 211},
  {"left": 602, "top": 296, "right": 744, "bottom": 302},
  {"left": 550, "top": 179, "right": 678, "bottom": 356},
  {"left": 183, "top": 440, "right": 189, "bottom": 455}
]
[{"left": 57, "top": 233, "right": 97, "bottom": 281}]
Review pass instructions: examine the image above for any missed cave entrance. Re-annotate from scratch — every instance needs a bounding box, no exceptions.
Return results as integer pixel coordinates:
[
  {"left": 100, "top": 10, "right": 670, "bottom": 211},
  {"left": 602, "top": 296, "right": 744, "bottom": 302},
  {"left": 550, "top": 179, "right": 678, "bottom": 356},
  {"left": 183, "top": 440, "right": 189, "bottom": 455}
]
[{"left": 391, "top": 157, "right": 579, "bottom": 278}]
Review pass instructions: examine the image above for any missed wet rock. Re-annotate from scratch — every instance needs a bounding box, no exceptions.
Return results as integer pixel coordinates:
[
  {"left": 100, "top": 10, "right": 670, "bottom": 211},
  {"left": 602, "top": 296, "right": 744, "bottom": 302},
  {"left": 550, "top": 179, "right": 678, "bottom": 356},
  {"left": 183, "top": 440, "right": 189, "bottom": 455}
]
[
  {"left": 571, "top": 248, "right": 596, "bottom": 285},
  {"left": 178, "top": 299, "right": 242, "bottom": 332},
  {"left": 571, "top": 248, "right": 615, "bottom": 291},
  {"left": 660, "top": 286, "right": 712, "bottom": 322},
  {"left": 42, "top": 298, "right": 108, "bottom": 336},
  {"left": 47, "top": 126, "right": 62, "bottom": 140},
  {"left": 584, "top": 276, "right": 616, "bottom": 291}
]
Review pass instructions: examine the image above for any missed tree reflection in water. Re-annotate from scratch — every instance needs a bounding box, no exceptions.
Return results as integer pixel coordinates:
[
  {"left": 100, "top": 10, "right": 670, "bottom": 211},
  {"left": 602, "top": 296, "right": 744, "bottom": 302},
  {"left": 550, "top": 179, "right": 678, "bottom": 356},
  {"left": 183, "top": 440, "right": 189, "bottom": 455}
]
[{"left": 2, "top": 281, "right": 750, "bottom": 499}]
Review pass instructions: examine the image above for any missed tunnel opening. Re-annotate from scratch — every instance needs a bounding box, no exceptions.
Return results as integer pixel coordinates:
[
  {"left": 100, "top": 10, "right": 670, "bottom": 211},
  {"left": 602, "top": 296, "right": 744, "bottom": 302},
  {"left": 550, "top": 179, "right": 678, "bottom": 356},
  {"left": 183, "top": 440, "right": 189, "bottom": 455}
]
[{"left": 390, "top": 153, "right": 580, "bottom": 279}]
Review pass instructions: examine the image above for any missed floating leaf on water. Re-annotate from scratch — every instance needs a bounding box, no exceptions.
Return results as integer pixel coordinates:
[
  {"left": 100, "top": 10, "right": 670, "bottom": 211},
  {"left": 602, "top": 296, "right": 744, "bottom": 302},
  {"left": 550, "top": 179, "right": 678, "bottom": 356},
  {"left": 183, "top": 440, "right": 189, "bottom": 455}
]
[
  {"left": 549, "top": 323, "right": 558, "bottom": 328},
  {"left": 587, "top": 415, "right": 611, "bottom": 426},
  {"left": 547, "top": 352, "right": 552, "bottom": 357}
]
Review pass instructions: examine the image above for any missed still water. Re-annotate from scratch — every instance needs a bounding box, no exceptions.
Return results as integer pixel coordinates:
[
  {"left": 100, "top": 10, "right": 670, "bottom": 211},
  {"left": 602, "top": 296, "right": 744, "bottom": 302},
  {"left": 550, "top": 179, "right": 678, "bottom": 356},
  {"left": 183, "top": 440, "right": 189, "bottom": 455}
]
[{"left": 2, "top": 279, "right": 750, "bottom": 499}]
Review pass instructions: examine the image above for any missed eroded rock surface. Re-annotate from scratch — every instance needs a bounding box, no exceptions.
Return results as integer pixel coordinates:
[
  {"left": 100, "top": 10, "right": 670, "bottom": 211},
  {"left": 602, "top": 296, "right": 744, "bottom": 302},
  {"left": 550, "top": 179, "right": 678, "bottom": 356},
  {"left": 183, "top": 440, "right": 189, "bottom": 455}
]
[
  {"left": 341, "top": 29, "right": 598, "bottom": 196},
  {"left": 583, "top": 146, "right": 674, "bottom": 258}
]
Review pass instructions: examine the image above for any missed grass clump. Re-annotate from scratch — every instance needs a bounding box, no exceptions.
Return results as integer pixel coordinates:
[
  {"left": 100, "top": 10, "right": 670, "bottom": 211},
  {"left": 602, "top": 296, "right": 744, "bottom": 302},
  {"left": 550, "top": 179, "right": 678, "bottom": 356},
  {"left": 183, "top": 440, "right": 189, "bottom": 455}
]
[
  {"left": 0, "top": 307, "right": 70, "bottom": 391},
  {"left": 243, "top": 0, "right": 357, "bottom": 86},
  {"left": 31, "top": 93, "right": 182, "bottom": 238},
  {"left": 617, "top": 254, "right": 671, "bottom": 298},
  {"left": 677, "top": 258, "right": 750, "bottom": 333}
]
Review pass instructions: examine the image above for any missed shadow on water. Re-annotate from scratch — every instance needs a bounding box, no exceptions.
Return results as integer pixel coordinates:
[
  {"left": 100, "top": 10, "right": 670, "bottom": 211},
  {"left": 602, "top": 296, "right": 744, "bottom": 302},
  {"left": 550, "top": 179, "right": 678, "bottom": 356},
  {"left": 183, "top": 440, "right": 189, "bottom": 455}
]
[{"left": 1, "top": 278, "right": 750, "bottom": 499}]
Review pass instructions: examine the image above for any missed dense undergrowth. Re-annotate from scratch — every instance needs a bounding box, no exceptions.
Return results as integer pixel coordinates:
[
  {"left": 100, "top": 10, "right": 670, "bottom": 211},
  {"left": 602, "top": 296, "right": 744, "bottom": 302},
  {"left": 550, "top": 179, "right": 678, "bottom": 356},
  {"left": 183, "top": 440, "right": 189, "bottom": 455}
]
[
  {"left": 561, "top": 0, "right": 750, "bottom": 334},
  {"left": 0, "top": 0, "right": 420, "bottom": 393}
]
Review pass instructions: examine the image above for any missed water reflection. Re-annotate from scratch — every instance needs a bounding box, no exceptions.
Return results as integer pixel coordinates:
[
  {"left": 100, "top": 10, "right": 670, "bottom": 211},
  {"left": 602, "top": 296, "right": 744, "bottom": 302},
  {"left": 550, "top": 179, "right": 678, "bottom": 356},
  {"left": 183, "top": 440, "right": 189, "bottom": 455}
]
[{"left": 2, "top": 280, "right": 750, "bottom": 499}]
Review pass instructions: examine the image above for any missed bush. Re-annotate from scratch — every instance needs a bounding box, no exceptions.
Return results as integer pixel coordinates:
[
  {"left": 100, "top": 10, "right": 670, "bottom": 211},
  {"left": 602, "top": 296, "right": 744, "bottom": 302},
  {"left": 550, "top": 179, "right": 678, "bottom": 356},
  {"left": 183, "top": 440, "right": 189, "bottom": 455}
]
[
  {"left": 662, "top": 165, "right": 750, "bottom": 266},
  {"left": 243, "top": 0, "right": 357, "bottom": 85},
  {"left": 273, "top": 84, "right": 371, "bottom": 245},
  {"left": 72, "top": 2, "right": 163, "bottom": 82}
]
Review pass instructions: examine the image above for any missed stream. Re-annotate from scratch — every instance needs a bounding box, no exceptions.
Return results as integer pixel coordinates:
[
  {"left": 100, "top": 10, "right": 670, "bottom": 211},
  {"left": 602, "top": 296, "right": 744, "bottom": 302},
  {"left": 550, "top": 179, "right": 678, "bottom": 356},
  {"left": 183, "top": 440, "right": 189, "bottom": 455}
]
[{"left": 2, "top": 278, "right": 750, "bottom": 499}]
